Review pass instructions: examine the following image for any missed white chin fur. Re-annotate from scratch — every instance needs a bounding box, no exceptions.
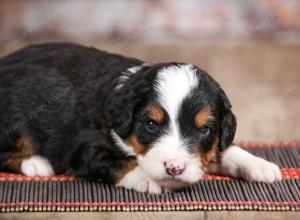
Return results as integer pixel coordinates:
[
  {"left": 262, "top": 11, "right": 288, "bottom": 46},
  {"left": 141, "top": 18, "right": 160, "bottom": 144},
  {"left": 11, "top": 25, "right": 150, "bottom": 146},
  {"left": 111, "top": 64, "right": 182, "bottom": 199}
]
[{"left": 21, "top": 155, "right": 54, "bottom": 176}]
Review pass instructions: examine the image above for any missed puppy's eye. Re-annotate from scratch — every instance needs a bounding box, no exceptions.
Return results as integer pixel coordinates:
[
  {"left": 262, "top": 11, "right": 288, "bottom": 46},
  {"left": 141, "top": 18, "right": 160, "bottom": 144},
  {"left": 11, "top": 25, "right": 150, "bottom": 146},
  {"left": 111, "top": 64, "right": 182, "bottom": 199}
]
[
  {"left": 198, "top": 126, "right": 211, "bottom": 135},
  {"left": 144, "top": 120, "right": 159, "bottom": 133}
]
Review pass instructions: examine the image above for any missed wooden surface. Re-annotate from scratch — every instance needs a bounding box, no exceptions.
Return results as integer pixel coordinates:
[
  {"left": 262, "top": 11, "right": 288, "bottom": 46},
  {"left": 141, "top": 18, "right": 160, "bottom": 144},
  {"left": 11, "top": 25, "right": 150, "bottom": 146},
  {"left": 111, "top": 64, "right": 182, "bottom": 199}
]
[{"left": 1, "top": 211, "right": 300, "bottom": 220}]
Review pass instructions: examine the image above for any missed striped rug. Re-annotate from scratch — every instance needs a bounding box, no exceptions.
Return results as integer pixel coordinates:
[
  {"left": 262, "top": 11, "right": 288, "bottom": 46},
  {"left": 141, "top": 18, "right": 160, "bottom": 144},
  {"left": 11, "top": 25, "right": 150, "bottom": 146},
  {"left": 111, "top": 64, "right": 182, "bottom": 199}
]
[{"left": 0, "top": 141, "right": 299, "bottom": 212}]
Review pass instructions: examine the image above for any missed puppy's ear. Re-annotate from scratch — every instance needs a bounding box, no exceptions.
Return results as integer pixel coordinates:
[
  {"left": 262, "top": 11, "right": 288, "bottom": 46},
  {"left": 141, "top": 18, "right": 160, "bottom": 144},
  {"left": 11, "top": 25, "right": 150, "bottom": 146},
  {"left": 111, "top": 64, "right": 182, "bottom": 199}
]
[
  {"left": 109, "top": 92, "right": 141, "bottom": 138},
  {"left": 218, "top": 90, "right": 237, "bottom": 151},
  {"left": 106, "top": 73, "right": 152, "bottom": 138}
]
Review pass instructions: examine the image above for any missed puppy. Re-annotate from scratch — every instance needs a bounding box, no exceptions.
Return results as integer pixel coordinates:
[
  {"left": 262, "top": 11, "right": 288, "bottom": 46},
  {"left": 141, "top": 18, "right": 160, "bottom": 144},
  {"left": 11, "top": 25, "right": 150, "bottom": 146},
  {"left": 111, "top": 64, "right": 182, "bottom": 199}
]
[{"left": 0, "top": 43, "right": 282, "bottom": 193}]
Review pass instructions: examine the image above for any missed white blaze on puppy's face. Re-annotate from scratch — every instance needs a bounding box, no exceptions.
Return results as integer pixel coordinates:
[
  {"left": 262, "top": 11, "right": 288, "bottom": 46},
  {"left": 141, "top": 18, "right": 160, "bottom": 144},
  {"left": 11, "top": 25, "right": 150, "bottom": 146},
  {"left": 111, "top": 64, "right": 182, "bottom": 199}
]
[{"left": 137, "top": 65, "right": 204, "bottom": 187}]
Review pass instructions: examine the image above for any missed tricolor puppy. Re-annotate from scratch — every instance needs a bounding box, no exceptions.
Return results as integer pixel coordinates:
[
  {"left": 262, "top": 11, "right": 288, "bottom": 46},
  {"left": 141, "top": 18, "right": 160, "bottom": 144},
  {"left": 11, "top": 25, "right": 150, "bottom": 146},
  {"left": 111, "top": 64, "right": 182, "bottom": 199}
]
[{"left": 0, "top": 43, "right": 282, "bottom": 193}]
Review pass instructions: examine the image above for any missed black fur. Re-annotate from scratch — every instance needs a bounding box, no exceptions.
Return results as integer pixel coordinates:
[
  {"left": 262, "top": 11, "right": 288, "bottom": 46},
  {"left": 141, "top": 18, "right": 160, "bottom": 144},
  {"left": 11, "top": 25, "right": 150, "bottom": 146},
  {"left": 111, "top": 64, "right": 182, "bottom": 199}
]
[{"left": 0, "top": 42, "right": 236, "bottom": 183}]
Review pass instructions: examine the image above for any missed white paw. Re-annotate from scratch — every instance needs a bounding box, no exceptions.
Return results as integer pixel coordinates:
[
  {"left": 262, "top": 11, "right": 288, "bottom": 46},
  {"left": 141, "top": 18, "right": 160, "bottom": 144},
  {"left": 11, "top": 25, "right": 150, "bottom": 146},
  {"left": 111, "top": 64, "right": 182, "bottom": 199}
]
[
  {"left": 20, "top": 155, "right": 54, "bottom": 176},
  {"left": 242, "top": 158, "right": 282, "bottom": 183},
  {"left": 117, "top": 166, "right": 161, "bottom": 193},
  {"left": 221, "top": 146, "right": 282, "bottom": 183},
  {"left": 147, "top": 179, "right": 162, "bottom": 194}
]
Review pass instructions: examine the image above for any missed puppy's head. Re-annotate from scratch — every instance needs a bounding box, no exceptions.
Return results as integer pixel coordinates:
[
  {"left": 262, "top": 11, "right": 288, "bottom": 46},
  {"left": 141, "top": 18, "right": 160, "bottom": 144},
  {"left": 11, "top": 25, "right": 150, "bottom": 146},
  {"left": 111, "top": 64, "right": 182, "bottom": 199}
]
[{"left": 109, "top": 63, "right": 236, "bottom": 189}]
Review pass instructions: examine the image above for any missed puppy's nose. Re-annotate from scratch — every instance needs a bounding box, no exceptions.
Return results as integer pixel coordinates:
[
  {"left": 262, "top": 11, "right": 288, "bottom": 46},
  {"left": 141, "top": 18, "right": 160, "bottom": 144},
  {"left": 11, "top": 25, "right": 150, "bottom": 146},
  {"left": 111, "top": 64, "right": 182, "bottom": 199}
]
[{"left": 164, "top": 161, "right": 185, "bottom": 176}]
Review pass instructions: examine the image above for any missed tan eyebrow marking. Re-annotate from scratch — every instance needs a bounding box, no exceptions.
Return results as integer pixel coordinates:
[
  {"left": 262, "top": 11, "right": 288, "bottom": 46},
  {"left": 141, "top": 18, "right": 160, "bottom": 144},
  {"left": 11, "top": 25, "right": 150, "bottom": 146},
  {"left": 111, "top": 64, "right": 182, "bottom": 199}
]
[
  {"left": 148, "top": 105, "right": 164, "bottom": 124},
  {"left": 194, "top": 107, "right": 213, "bottom": 128}
]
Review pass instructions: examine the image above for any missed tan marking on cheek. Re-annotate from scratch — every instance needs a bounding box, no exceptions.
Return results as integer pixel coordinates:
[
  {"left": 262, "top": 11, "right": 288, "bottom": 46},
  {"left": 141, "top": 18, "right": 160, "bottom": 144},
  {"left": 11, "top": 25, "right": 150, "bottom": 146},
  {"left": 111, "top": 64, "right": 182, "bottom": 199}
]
[
  {"left": 194, "top": 107, "right": 213, "bottom": 128},
  {"left": 148, "top": 105, "right": 164, "bottom": 124},
  {"left": 126, "top": 134, "right": 150, "bottom": 155},
  {"left": 192, "top": 137, "right": 219, "bottom": 171},
  {"left": 115, "top": 159, "right": 138, "bottom": 184},
  {"left": 5, "top": 136, "right": 34, "bottom": 172}
]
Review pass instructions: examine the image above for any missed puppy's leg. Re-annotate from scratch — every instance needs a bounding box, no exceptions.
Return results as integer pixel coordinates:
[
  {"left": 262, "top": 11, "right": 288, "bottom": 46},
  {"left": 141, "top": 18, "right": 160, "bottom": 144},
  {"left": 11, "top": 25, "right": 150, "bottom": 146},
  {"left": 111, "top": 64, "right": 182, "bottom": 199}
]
[
  {"left": 116, "top": 166, "right": 162, "bottom": 194},
  {"left": 21, "top": 155, "right": 54, "bottom": 176},
  {"left": 69, "top": 139, "right": 161, "bottom": 193},
  {"left": 209, "top": 145, "right": 282, "bottom": 182},
  {"left": 0, "top": 135, "right": 54, "bottom": 176}
]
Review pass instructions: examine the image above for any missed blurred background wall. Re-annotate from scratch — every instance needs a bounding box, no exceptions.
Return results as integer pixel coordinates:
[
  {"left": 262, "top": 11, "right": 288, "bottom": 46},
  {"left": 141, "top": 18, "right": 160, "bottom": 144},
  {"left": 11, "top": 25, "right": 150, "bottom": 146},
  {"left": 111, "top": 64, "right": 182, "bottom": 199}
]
[{"left": 0, "top": 0, "right": 299, "bottom": 142}]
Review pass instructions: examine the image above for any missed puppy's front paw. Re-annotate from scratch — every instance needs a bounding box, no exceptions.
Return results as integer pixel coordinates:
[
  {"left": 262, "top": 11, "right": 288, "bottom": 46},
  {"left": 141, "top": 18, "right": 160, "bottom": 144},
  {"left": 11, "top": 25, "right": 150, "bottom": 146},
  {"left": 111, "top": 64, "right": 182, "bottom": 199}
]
[
  {"left": 117, "top": 166, "right": 161, "bottom": 193},
  {"left": 220, "top": 146, "right": 282, "bottom": 183},
  {"left": 241, "top": 158, "right": 282, "bottom": 183}
]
